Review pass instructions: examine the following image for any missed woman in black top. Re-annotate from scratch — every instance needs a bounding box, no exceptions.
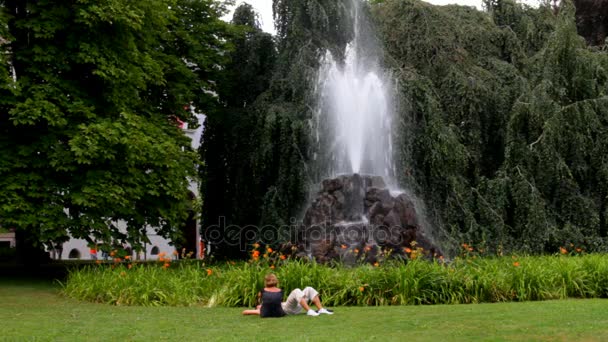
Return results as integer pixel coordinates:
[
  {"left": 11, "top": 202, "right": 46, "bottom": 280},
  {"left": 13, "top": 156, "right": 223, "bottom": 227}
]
[{"left": 259, "top": 286, "right": 286, "bottom": 317}]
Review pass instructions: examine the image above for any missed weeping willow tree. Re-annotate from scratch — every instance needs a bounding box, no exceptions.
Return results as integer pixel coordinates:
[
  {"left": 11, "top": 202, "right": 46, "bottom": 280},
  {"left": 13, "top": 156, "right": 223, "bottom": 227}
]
[{"left": 373, "top": 0, "right": 608, "bottom": 254}]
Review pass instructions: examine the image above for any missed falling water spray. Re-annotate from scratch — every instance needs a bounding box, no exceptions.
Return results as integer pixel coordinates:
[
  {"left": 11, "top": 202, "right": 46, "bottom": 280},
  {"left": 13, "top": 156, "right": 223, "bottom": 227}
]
[{"left": 315, "top": 0, "right": 395, "bottom": 182}]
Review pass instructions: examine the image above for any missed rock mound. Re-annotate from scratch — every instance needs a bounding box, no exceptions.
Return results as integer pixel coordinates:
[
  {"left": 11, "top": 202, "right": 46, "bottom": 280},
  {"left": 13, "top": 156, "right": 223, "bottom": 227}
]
[{"left": 297, "top": 174, "right": 442, "bottom": 264}]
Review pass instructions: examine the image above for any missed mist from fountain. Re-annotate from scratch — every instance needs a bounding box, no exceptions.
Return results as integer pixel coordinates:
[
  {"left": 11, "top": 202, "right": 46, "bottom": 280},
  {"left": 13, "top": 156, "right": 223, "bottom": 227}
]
[{"left": 315, "top": 0, "right": 395, "bottom": 183}]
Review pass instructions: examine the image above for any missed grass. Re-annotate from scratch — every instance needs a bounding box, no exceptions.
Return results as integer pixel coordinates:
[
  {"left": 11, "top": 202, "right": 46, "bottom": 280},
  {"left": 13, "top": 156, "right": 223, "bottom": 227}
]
[{"left": 2, "top": 278, "right": 608, "bottom": 341}]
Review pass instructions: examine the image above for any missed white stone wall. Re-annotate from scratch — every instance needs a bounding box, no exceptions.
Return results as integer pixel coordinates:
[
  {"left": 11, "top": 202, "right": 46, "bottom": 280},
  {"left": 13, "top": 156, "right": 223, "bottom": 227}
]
[{"left": 0, "top": 233, "right": 16, "bottom": 248}]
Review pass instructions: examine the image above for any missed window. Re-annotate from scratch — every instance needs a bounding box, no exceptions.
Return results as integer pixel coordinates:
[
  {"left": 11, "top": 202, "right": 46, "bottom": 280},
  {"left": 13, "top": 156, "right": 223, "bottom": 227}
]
[
  {"left": 151, "top": 246, "right": 159, "bottom": 255},
  {"left": 68, "top": 248, "right": 81, "bottom": 259}
]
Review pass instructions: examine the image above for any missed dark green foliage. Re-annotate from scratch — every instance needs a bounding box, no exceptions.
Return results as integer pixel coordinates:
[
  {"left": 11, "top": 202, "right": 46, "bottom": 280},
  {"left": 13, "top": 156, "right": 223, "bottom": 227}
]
[
  {"left": 200, "top": 0, "right": 359, "bottom": 257},
  {"left": 202, "top": 0, "right": 608, "bottom": 257},
  {"left": 200, "top": 3, "right": 279, "bottom": 258},
  {"left": 0, "top": 0, "right": 231, "bottom": 256},
  {"left": 373, "top": 0, "right": 608, "bottom": 254}
]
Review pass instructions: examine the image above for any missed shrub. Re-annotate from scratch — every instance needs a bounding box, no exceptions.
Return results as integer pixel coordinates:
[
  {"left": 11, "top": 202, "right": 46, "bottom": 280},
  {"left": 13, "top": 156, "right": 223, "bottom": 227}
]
[{"left": 62, "top": 252, "right": 608, "bottom": 307}]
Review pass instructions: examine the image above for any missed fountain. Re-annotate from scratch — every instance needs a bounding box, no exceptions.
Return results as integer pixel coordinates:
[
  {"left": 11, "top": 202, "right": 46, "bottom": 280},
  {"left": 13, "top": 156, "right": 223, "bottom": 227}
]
[
  {"left": 315, "top": 0, "right": 394, "bottom": 180},
  {"left": 298, "top": 0, "right": 443, "bottom": 263}
]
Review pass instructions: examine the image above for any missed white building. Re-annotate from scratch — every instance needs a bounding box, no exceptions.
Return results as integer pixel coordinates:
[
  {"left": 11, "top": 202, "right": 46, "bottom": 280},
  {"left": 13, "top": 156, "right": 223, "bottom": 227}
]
[{"left": 51, "top": 114, "right": 206, "bottom": 261}]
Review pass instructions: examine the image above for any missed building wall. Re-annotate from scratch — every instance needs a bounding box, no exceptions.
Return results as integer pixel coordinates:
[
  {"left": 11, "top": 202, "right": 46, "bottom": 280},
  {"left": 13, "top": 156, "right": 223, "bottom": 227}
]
[{"left": 0, "top": 233, "right": 16, "bottom": 248}]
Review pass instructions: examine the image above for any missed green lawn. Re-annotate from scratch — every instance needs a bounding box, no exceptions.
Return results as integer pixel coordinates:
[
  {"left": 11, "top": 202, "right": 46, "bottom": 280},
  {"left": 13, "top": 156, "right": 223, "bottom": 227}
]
[{"left": 2, "top": 278, "right": 607, "bottom": 341}]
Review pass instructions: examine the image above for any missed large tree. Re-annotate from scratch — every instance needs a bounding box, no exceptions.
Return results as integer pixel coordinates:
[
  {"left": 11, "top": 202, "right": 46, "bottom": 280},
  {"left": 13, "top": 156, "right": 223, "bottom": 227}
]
[
  {"left": 200, "top": 3, "right": 277, "bottom": 258},
  {"left": 0, "top": 0, "right": 232, "bottom": 260}
]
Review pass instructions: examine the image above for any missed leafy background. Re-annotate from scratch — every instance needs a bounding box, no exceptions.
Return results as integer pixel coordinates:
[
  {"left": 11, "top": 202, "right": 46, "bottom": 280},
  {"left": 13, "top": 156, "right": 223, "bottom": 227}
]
[{"left": 202, "top": 0, "right": 608, "bottom": 257}]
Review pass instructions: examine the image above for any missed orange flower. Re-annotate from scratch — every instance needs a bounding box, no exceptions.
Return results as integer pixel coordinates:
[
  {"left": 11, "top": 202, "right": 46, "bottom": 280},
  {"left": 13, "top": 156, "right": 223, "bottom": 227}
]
[
  {"left": 341, "top": 244, "right": 347, "bottom": 249},
  {"left": 560, "top": 247, "right": 568, "bottom": 255},
  {"left": 127, "top": 264, "right": 133, "bottom": 269},
  {"left": 206, "top": 269, "right": 213, "bottom": 276},
  {"left": 576, "top": 248, "right": 582, "bottom": 253},
  {"left": 373, "top": 262, "right": 379, "bottom": 267},
  {"left": 253, "top": 243, "right": 260, "bottom": 249},
  {"left": 270, "top": 265, "right": 275, "bottom": 269},
  {"left": 110, "top": 251, "right": 116, "bottom": 257},
  {"left": 513, "top": 262, "right": 520, "bottom": 267},
  {"left": 172, "top": 250, "right": 179, "bottom": 256},
  {"left": 114, "top": 258, "right": 122, "bottom": 263},
  {"left": 163, "top": 262, "right": 170, "bottom": 268},
  {"left": 359, "top": 286, "right": 365, "bottom": 292},
  {"left": 124, "top": 255, "right": 131, "bottom": 260},
  {"left": 252, "top": 250, "right": 260, "bottom": 257},
  {"left": 404, "top": 247, "right": 412, "bottom": 254},
  {"left": 354, "top": 248, "right": 359, "bottom": 254},
  {"left": 280, "top": 255, "right": 286, "bottom": 260},
  {"left": 266, "top": 247, "right": 273, "bottom": 253},
  {"left": 364, "top": 245, "right": 371, "bottom": 252},
  {"left": 439, "top": 255, "right": 444, "bottom": 260}
]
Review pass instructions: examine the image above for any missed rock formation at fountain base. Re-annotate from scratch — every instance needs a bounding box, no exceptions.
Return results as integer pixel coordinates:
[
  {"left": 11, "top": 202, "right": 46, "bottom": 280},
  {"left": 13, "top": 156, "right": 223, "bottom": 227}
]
[{"left": 296, "top": 174, "right": 443, "bottom": 264}]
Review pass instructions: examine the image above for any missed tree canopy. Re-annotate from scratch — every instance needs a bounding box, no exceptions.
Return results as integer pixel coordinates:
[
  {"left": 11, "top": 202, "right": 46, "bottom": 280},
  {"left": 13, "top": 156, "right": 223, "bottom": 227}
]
[{"left": 0, "top": 0, "right": 232, "bottom": 256}]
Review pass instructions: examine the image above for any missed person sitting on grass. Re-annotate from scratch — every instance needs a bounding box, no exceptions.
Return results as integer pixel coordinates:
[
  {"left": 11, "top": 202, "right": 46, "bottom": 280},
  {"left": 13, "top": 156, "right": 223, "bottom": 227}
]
[{"left": 242, "top": 273, "right": 334, "bottom": 317}]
